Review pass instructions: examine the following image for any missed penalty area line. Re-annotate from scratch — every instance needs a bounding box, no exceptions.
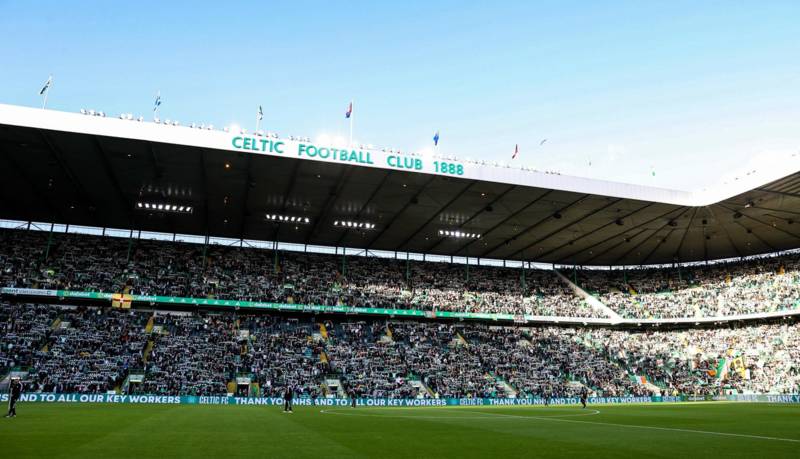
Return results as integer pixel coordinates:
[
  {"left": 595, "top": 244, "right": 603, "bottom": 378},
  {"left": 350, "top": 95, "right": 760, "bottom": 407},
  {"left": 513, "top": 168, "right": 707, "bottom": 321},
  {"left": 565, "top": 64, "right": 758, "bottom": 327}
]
[{"left": 461, "top": 410, "right": 800, "bottom": 443}]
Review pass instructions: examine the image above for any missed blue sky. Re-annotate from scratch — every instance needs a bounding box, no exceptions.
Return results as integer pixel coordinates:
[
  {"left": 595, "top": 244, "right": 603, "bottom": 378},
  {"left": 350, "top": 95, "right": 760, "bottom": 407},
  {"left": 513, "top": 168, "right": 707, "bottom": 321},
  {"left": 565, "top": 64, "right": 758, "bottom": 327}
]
[{"left": 1, "top": 0, "right": 798, "bottom": 190}]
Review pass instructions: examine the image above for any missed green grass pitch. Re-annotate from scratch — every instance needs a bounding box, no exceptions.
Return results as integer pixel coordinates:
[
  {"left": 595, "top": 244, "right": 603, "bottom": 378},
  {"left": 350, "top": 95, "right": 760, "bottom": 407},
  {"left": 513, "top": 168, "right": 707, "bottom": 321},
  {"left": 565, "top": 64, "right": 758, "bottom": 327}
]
[{"left": 1, "top": 402, "right": 798, "bottom": 458}]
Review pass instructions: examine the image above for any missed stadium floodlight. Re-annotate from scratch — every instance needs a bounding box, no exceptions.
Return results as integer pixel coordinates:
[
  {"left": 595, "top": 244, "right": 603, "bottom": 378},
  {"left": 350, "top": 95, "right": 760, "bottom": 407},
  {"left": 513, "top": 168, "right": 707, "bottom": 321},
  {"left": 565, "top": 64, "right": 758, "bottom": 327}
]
[
  {"left": 266, "top": 213, "right": 311, "bottom": 224},
  {"left": 136, "top": 202, "right": 193, "bottom": 214},
  {"left": 438, "top": 229, "right": 481, "bottom": 239},
  {"left": 334, "top": 220, "right": 376, "bottom": 230}
]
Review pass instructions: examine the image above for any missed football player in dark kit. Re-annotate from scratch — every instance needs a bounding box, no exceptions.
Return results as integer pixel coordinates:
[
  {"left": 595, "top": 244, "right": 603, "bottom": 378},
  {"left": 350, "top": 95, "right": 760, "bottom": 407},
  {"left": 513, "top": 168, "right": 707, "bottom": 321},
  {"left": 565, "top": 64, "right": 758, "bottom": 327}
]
[
  {"left": 5, "top": 377, "right": 22, "bottom": 418},
  {"left": 580, "top": 388, "right": 588, "bottom": 409},
  {"left": 283, "top": 386, "right": 293, "bottom": 413}
]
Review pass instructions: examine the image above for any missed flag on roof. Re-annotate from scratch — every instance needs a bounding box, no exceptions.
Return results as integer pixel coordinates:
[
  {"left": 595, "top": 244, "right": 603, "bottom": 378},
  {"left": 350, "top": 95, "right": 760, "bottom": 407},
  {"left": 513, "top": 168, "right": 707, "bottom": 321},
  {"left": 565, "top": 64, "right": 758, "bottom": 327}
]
[
  {"left": 433, "top": 131, "right": 440, "bottom": 146},
  {"left": 153, "top": 92, "right": 162, "bottom": 112},
  {"left": 512, "top": 144, "right": 519, "bottom": 159},
  {"left": 39, "top": 75, "right": 52, "bottom": 95},
  {"left": 345, "top": 101, "right": 353, "bottom": 119},
  {"left": 258, "top": 105, "right": 263, "bottom": 121}
]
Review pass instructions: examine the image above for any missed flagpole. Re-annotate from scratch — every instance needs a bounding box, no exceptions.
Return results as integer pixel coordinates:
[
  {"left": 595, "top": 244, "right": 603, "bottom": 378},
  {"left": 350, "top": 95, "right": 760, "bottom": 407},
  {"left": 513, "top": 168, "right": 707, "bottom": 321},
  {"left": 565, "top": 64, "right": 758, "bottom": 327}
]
[
  {"left": 42, "top": 75, "right": 52, "bottom": 109},
  {"left": 256, "top": 113, "right": 260, "bottom": 133},
  {"left": 349, "top": 101, "right": 354, "bottom": 148}
]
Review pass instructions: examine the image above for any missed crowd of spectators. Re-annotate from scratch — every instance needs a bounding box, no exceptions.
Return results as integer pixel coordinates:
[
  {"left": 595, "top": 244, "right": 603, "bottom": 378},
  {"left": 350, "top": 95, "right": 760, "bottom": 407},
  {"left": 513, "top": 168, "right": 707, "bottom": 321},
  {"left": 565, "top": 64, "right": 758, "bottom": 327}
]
[
  {"left": 594, "top": 323, "right": 800, "bottom": 395},
  {"left": 1, "top": 302, "right": 798, "bottom": 397},
  {"left": 240, "top": 316, "right": 327, "bottom": 398},
  {"left": 0, "top": 228, "right": 600, "bottom": 318},
  {"left": 0, "top": 303, "right": 148, "bottom": 393},
  {"left": 573, "top": 253, "right": 800, "bottom": 319},
  {"left": 3, "top": 229, "right": 800, "bottom": 320},
  {"left": 140, "top": 313, "right": 236, "bottom": 396}
]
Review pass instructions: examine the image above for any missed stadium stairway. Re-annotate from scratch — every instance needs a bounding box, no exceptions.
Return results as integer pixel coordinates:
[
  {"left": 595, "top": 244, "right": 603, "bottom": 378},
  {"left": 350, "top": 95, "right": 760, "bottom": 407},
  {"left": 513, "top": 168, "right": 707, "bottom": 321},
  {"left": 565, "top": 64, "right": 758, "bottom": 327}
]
[
  {"left": 495, "top": 377, "right": 518, "bottom": 398},
  {"left": 142, "top": 339, "right": 155, "bottom": 364},
  {"left": 324, "top": 378, "right": 346, "bottom": 397},
  {"left": 409, "top": 378, "right": 434, "bottom": 398},
  {"left": 554, "top": 270, "right": 623, "bottom": 322},
  {"left": 144, "top": 314, "right": 155, "bottom": 333}
]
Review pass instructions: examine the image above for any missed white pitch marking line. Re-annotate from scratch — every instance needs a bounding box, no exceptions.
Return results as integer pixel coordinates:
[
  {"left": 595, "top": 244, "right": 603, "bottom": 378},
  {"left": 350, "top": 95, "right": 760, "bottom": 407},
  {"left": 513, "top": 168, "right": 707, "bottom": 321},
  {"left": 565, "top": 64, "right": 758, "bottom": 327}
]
[
  {"left": 318, "top": 407, "right": 600, "bottom": 420},
  {"left": 461, "top": 410, "right": 800, "bottom": 443}
]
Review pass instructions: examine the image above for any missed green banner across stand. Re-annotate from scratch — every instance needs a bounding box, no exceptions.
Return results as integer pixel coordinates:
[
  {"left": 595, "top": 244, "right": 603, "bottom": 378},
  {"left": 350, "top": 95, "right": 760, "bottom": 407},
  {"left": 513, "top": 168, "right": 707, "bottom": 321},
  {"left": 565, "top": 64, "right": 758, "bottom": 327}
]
[{"left": 0, "top": 287, "right": 541, "bottom": 322}]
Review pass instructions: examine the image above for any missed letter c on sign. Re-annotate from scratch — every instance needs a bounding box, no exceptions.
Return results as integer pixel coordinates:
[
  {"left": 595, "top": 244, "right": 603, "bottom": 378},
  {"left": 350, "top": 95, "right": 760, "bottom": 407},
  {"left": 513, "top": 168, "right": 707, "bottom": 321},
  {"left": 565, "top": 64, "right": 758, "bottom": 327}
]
[{"left": 232, "top": 136, "right": 243, "bottom": 148}]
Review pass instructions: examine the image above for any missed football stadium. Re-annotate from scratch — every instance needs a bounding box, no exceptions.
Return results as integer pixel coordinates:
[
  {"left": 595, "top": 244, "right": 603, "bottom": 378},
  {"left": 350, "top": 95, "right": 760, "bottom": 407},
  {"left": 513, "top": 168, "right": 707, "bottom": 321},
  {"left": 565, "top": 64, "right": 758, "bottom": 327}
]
[{"left": 2, "top": 3, "right": 800, "bottom": 458}]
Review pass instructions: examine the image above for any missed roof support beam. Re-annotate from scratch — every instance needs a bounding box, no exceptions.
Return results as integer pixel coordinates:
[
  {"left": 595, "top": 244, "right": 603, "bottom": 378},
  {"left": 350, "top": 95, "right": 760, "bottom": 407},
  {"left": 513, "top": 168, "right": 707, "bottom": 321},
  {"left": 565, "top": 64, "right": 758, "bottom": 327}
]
[
  {"left": 38, "top": 130, "right": 99, "bottom": 225},
  {"left": 0, "top": 151, "right": 62, "bottom": 222},
  {"left": 716, "top": 203, "right": 800, "bottom": 240},
  {"left": 198, "top": 149, "right": 211, "bottom": 236},
  {"left": 570, "top": 207, "right": 682, "bottom": 263},
  {"left": 536, "top": 202, "right": 655, "bottom": 261},
  {"left": 453, "top": 190, "right": 553, "bottom": 257},
  {"left": 579, "top": 227, "right": 650, "bottom": 265},
  {"left": 366, "top": 175, "right": 438, "bottom": 250},
  {"left": 754, "top": 188, "right": 800, "bottom": 200},
  {"left": 609, "top": 207, "right": 691, "bottom": 265},
  {"left": 640, "top": 228, "right": 677, "bottom": 265},
  {"left": 239, "top": 154, "right": 253, "bottom": 238},
  {"left": 333, "top": 170, "right": 392, "bottom": 247},
  {"left": 674, "top": 207, "right": 699, "bottom": 261},
  {"left": 272, "top": 160, "right": 302, "bottom": 243},
  {"left": 396, "top": 180, "right": 476, "bottom": 251},
  {"left": 305, "top": 166, "right": 353, "bottom": 244},
  {"left": 425, "top": 184, "right": 516, "bottom": 253},
  {"left": 504, "top": 198, "right": 623, "bottom": 260},
  {"left": 91, "top": 138, "right": 134, "bottom": 227},
  {"left": 733, "top": 221, "right": 776, "bottom": 252},
  {"left": 707, "top": 205, "right": 742, "bottom": 258}
]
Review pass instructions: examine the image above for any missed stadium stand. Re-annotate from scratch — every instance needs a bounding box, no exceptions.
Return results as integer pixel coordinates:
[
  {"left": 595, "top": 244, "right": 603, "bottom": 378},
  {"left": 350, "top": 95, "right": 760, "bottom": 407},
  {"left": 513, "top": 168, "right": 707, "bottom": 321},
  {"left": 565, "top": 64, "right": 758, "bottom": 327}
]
[
  {"left": 0, "top": 228, "right": 601, "bottom": 318},
  {"left": 573, "top": 253, "right": 800, "bottom": 319},
  {"left": 2, "top": 302, "right": 798, "bottom": 398},
  {"left": 3, "top": 228, "right": 800, "bottom": 319}
]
